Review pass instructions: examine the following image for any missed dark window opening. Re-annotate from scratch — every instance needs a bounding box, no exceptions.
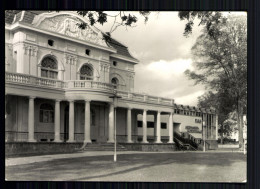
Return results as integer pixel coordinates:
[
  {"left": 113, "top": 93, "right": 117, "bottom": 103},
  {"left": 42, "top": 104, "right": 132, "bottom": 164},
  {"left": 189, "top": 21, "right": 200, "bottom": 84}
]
[
  {"left": 113, "top": 61, "right": 117, "bottom": 66},
  {"left": 161, "top": 122, "right": 167, "bottom": 129},
  {"left": 137, "top": 121, "right": 142, "bottom": 128},
  {"left": 111, "top": 77, "right": 119, "bottom": 89},
  {"left": 147, "top": 121, "right": 154, "bottom": 128},
  {"left": 111, "top": 77, "right": 118, "bottom": 85},
  {"left": 39, "top": 103, "right": 54, "bottom": 123},
  {"left": 85, "top": 49, "right": 90, "bottom": 55},
  {"left": 48, "top": 40, "right": 54, "bottom": 46}
]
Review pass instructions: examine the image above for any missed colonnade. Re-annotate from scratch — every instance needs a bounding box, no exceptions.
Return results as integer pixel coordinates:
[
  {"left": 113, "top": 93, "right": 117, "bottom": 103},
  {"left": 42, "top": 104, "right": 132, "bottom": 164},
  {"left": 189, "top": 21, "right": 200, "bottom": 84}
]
[
  {"left": 26, "top": 96, "right": 175, "bottom": 143},
  {"left": 141, "top": 110, "right": 174, "bottom": 144}
]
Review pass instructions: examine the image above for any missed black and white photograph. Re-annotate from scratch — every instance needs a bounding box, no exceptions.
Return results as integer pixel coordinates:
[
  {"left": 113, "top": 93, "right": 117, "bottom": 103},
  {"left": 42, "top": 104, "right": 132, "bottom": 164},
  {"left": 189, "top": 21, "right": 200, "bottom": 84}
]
[{"left": 5, "top": 11, "right": 247, "bottom": 182}]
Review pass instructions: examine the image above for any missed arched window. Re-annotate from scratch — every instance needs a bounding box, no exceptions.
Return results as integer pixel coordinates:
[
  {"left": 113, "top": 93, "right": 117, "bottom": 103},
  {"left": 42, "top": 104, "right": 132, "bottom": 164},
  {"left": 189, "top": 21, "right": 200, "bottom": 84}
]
[
  {"left": 111, "top": 77, "right": 119, "bottom": 89},
  {"left": 39, "top": 103, "right": 54, "bottom": 123},
  {"left": 41, "top": 57, "right": 58, "bottom": 79},
  {"left": 80, "top": 64, "right": 93, "bottom": 80},
  {"left": 111, "top": 77, "right": 119, "bottom": 85}
]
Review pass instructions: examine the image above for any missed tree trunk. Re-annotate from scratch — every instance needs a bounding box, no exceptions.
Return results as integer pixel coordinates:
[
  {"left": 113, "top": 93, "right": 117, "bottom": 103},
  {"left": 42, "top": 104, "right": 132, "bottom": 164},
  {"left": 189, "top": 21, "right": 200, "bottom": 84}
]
[{"left": 220, "top": 124, "right": 224, "bottom": 144}]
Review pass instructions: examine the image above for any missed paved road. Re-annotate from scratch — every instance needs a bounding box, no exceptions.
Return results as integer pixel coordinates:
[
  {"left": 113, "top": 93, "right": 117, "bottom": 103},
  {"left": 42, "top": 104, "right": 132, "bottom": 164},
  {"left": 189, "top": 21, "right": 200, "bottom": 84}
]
[{"left": 5, "top": 151, "right": 247, "bottom": 182}]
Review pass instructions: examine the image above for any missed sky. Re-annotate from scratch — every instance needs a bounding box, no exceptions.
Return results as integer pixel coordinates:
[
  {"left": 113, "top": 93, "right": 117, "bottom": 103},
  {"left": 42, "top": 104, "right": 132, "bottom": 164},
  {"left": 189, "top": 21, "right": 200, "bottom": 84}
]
[{"left": 96, "top": 11, "right": 246, "bottom": 106}]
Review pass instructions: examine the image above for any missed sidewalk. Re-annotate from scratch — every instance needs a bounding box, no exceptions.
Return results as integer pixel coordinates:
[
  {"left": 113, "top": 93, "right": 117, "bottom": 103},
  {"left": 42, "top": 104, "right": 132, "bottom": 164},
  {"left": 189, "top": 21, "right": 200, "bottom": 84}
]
[{"left": 5, "top": 150, "right": 245, "bottom": 167}]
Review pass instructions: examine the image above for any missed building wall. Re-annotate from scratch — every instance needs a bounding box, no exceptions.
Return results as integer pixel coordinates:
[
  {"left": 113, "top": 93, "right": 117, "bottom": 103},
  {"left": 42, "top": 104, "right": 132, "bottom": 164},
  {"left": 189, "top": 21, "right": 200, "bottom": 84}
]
[
  {"left": 173, "top": 114, "right": 202, "bottom": 132},
  {"left": 5, "top": 96, "right": 28, "bottom": 141},
  {"left": 135, "top": 113, "right": 204, "bottom": 137},
  {"left": 109, "top": 57, "right": 135, "bottom": 91},
  {"left": 6, "top": 27, "right": 135, "bottom": 90},
  {"left": 5, "top": 11, "right": 217, "bottom": 145}
]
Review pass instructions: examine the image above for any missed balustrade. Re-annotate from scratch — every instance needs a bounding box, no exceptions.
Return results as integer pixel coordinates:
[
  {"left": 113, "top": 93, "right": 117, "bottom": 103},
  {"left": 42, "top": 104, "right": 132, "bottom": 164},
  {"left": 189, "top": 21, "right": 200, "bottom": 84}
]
[{"left": 6, "top": 72, "right": 175, "bottom": 106}]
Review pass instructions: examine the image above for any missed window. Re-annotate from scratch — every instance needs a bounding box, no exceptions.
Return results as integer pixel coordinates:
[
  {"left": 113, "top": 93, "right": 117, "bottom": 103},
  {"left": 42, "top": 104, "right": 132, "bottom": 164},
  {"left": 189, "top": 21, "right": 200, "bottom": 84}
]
[
  {"left": 48, "top": 39, "right": 54, "bottom": 46},
  {"left": 39, "top": 103, "right": 54, "bottom": 123},
  {"left": 111, "top": 77, "right": 119, "bottom": 89},
  {"left": 137, "top": 121, "right": 142, "bottom": 128},
  {"left": 113, "top": 61, "right": 117, "bottom": 66},
  {"left": 195, "top": 119, "right": 202, "bottom": 123},
  {"left": 80, "top": 64, "right": 93, "bottom": 80},
  {"left": 85, "top": 49, "right": 90, "bottom": 55},
  {"left": 41, "top": 57, "right": 58, "bottom": 79},
  {"left": 147, "top": 121, "right": 154, "bottom": 128},
  {"left": 111, "top": 77, "right": 119, "bottom": 85},
  {"left": 161, "top": 123, "right": 167, "bottom": 129}
]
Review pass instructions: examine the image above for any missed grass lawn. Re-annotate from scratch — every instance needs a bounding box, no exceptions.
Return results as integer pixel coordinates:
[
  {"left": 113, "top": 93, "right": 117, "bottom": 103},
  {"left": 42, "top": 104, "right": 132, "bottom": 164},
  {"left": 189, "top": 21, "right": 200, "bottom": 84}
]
[{"left": 5, "top": 152, "right": 246, "bottom": 182}]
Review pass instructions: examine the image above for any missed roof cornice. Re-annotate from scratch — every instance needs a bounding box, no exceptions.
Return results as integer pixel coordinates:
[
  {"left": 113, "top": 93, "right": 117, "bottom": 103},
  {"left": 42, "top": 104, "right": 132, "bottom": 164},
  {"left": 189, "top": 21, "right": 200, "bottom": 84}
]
[
  {"left": 110, "top": 54, "right": 139, "bottom": 64},
  {"left": 6, "top": 22, "right": 117, "bottom": 54}
]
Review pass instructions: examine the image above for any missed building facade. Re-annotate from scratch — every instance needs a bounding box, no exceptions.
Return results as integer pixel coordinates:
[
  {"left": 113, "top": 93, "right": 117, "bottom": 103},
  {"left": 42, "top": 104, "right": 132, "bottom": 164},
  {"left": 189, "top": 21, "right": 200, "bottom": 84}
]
[{"left": 5, "top": 11, "right": 218, "bottom": 148}]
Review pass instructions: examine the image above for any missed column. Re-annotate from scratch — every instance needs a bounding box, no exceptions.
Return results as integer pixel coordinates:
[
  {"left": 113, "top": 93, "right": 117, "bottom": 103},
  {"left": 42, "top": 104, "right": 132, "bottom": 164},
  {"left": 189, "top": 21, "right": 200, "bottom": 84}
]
[
  {"left": 54, "top": 99, "right": 61, "bottom": 142},
  {"left": 203, "top": 113, "right": 207, "bottom": 140},
  {"left": 28, "top": 96, "right": 36, "bottom": 142},
  {"left": 215, "top": 114, "right": 218, "bottom": 140},
  {"left": 168, "top": 112, "right": 174, "bottom": 143},
  {"left": 84, "top": 100, "right": 91, "bottom": 143},
  {"left": 127, "top": 108, "right": 133, "bottom": 143},
  {"left": 142, "top": 109, "right": 148, "bottom": 143},
  {"left": 108, "top": 103, "right": 114, "bottom": 143},
  {"left": 156, "top": 111, "right": 162, "bottom": 143},
  {"left": 68, "top": 100, "right": 75, "bottom": 142},
  {"left": 211, "top": 114, "right": 214, "bottom": 139}
]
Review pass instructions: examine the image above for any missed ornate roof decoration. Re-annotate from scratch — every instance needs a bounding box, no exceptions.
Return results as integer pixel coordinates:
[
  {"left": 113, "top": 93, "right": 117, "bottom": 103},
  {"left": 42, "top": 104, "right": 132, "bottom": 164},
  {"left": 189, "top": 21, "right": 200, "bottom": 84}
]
[{"left": 32, "top": 12, "right": 108, "bottom": 47}]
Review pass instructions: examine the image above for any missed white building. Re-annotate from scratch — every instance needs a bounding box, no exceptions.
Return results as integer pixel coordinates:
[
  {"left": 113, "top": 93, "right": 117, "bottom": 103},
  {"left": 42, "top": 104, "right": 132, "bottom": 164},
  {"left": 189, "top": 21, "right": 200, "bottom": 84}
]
[{"left": 5, "top": 11, "right": 218, "bottom": 152}]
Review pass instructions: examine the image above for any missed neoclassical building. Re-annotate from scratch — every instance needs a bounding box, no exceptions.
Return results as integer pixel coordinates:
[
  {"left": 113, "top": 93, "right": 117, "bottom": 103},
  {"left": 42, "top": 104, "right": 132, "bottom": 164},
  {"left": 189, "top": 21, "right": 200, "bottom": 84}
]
[{"left": 5, "top": 11, "right": 218, "bottom": 150}]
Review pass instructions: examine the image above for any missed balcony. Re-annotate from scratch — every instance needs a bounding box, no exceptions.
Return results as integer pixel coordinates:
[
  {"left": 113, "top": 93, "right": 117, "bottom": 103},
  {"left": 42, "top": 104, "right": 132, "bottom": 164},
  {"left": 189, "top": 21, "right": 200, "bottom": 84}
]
[
  {"left": 5, "top": 72, "right": 66, "bottom": 89},
  {"left": 66, "top": 80, "right": 114, "bottom": 91},
  {"left": 5, "top": 72, "right": 174, "bottom": 106}
]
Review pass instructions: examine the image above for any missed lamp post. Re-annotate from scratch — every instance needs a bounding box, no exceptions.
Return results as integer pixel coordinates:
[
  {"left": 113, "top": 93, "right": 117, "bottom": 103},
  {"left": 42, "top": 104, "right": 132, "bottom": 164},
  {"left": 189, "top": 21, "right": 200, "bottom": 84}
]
[
  {"left": 109, "top": 89, "right": 122, "bottom": 162},
  {"left": 202, "top": 120, "right": 206, "bottom": 152}
]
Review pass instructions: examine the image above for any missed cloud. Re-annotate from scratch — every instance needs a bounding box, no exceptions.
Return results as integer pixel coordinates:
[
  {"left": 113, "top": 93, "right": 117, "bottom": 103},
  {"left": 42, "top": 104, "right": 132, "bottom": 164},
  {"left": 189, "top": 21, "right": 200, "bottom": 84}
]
[
  {"left": 174, "top": 90, "right": 205, "bottom": 106},
  {"left": 134, "top": 58, "right": 205, "bottom": 106},
  {"left": 146, "top": 59, "right": 193, "bottom": 79},
  {"left": 98, "top": 12, "right": 210, "bottom": 106}
]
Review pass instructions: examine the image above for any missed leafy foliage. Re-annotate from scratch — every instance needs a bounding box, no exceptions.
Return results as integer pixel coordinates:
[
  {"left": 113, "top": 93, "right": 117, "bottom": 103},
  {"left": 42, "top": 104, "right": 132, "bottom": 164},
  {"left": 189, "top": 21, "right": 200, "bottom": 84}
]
[
  {"left": 185, "top": 14, "right": 247, "bottom": 146},
  {"left": 178, "top": 11, "right": 226, "bottom": 38},
  {"left": 76, "top": 11, "right": 150, "bottom": 42}
]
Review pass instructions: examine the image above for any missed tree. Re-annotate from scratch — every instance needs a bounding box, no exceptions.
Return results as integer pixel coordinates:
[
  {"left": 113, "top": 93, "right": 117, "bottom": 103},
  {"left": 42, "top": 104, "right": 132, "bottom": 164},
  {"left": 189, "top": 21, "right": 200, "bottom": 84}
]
[
  {"left": 185, "top": 15, "right": 247, "bottom": 148},
  {"left": 178, "top": 11, "right": 226, "bottom": 38},
  {"left": 76, "top": 11, "right": 150, "bottom": 42},
  {"left": 197, "top": 90, "right": 235, "bottom": 144}
]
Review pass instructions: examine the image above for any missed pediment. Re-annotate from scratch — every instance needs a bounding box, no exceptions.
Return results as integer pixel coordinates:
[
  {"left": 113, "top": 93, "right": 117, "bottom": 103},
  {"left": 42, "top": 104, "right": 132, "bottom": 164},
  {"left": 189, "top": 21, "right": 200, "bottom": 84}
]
[{"left": 32, "top": 12, "right": 108, "bottom": 47}]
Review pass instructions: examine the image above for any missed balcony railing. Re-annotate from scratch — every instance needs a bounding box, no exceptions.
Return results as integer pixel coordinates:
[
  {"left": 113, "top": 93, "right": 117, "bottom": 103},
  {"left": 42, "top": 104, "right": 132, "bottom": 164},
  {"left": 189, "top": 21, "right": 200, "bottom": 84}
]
[
  {"left": 66, "top": 80, "right": 114, "bottom": 90},
  {"left": 6, "top": 72, "right": 175, "bottom": 106},
  {"left": 117, "top": 90, "right": 174, "bottom": 106},
  {"left": 6, "top": 72, "right": 66, "bottom": 89}
]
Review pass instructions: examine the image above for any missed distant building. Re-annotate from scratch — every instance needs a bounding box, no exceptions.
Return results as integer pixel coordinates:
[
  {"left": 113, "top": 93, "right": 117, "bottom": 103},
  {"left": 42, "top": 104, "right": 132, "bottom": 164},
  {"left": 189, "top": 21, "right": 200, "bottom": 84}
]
[{"left": 5, "top": 11, "right": 217, "bottom": 149}]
